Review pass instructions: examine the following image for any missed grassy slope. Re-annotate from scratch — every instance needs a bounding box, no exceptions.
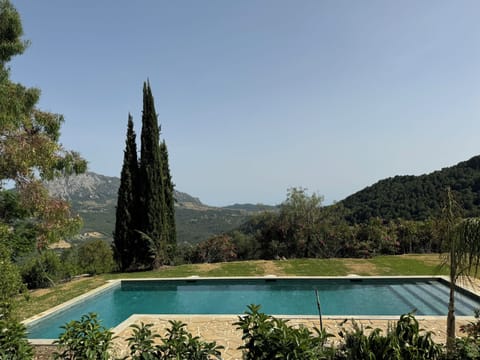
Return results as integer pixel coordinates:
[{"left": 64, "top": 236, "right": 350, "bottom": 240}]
[{"left": 17, "top": 254, "right": 448, "bottom": 321}]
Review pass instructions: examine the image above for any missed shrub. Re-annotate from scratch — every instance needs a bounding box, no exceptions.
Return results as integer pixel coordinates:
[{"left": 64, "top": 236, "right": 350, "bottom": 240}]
[
  {"left": 60, "top": 246, "right": 81, "bottom": 278},
  {"left": 21, "top": 250, "right": 65, "bottom": 289},
  {"left": 0, "top": 241, "right": 25, "bottom": 313},
  {"left": 337, "top": 312, "right": 442, "bottom": 360},
  {"left": 193, "top": 235, "right": 237, "bottom": 263},
  {"left": 234, "top": 304, "right": 335, "bottom": 359},
  {"left": 449, "top": 309, "right": 480, "bottom": 359},
  {"left": 0, "top": 316, "right": 33, "bottom": 360},
  {"left": 127, "top": 322, "right": 160, "bottom": 360},
  {"left": 126, "top": 320, "right": 223, "bottom": 360},
  {"left": 394, "top": 312, "right": 442, "bottom": 359},
  {"left": 53, "top": 313, "right": 115, "bottom": 360},
  {"left": 77, "top": 239, "right": 115, "bottom": 275}
]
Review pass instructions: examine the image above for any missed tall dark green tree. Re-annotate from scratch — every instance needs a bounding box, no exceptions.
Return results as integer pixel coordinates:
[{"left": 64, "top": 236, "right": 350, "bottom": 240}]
[
  {"left": 138, "top": 81, "right": 167, "bottom": 268},
  {"left": 113, "top": 114, "right": 139, "bottom": 271},
  {"left": 160, "top": 140, "right": 176, "bottom": 257},
  {"left": 114, "top": 81, "right": 176, "bottom": 269}
]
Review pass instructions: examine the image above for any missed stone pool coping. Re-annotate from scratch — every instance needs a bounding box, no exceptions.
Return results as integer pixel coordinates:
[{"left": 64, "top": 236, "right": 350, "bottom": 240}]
[{"left": 25, "top": 275, "right": 480, "bottom": 347}]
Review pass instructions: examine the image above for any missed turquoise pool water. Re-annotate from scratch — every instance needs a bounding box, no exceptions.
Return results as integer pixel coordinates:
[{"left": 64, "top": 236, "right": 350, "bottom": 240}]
[{"left": 27, "top": 277, "right": 480, "bottom": 339}]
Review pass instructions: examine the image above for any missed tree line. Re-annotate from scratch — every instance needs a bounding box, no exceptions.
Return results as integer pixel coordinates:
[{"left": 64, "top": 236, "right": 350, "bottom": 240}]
[{"left": 176, "top": 188, "right": 445, "bottom": 264}]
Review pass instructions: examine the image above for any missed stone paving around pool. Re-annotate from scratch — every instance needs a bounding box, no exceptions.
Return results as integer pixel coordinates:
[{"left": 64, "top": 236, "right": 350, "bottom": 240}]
[{"left": 110, "top": 315, "right": 473, "bottom": 360}]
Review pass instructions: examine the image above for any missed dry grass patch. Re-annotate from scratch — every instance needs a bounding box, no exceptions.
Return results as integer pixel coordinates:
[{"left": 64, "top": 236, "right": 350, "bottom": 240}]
[
  {"left": 343, "top": 259, "right": 380, "bottom": 276},
  {"left": 196, "top": 263, "right": 221, "bottom": 271},
  {"left": 259, "top": 260, "right": 286, "bottom": 276}
]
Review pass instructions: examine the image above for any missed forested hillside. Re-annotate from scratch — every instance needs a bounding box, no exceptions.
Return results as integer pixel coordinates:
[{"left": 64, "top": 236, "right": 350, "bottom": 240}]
[{"left": 341, "top": 155, "right": 480, "bottom": 223}]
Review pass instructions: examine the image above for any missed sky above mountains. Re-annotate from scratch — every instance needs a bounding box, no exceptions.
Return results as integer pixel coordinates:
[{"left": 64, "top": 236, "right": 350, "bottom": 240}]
[{"left": 10, "top": 1, "right": 480, "bottom": 206}]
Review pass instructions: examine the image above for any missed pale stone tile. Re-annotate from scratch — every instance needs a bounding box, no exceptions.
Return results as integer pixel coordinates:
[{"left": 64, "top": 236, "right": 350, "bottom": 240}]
[{"left": 110, "top": 315, "right": 474, "bottom": 359}]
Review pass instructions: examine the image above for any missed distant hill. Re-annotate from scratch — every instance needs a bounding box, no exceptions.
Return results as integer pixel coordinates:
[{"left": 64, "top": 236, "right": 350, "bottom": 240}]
[
  {"left": 46, "top": 155, "right": 480, "bottom": 242},
  {"left": 45, "top": 172, "right": 274, "bottom": 244},
  {"left": 223, "top": 203, "right": 277, "bottom": 212},
  {"left": 341, "top": 155, "right": 480, "bottom": 223}
]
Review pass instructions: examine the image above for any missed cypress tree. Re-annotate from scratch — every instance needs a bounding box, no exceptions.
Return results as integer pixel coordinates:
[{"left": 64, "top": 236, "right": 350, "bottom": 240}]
[
  {"left": 138, "top": 81, "right": 166, "bottom": 267},
  {"left": 160, "top": 140, "right": 176, "bottom": 257},
  {"left": 113, "top": 114, "right": 139, "bottom": 271}
]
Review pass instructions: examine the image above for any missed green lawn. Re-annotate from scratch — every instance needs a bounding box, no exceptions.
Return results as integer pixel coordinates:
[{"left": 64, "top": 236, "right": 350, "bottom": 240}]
[
  {"left": 275, "top": 258, "right": 350, "bottom": 276},
  {"left": 369, "top": 254, "right": 448, "bottom": 276},
  {"left": 17, "top": 254, "right": 449, "bottom": 321}
]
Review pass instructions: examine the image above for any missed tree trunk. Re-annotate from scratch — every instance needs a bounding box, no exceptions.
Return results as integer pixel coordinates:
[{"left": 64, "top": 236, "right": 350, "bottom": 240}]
[{"left": 446, "top": 267, "right": 456, "bottom": 353}]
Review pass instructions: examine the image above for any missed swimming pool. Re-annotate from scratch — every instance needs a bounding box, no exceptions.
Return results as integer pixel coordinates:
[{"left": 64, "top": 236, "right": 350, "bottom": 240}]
[{"left": 26, "top": 276, "right": 480, "bottom": 339}]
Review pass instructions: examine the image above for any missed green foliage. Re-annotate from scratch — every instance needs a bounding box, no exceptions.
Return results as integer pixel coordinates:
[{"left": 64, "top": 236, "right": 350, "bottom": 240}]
[
  {"left": 19, "top": 241, "right": 113, "bottom": 290},
  {"left": 338, "top": 312, "right": 442, "bottom": 360},
  {"left": 238, "top": 201, "right": 444, "bottom": 261},
  {"left": 115, "top": 82, "right": 176, "bottom": 270},
  {"left": 54, "top": 313, "right": 115, "bottom": 360},
  {"left": 60, "top": 246, "right": 81, "bottom": 278},
  {"left": 126, "top": 320, "right": 223, "bottom": 360},
  {"left": 193, "top": 234, "right": 237, "bottom": 263},
  {"left": 234, "top": 304, "right": 335, "bottom": 359},
  {"left": 342, "top": 155, "right": 480, "bottom": 223},
  {"left": 394, "top": 312, "right": 442, "bottom": 359},
  {"left": 230, "top": 230, "right": 259, "bottom": 260},
  {"left": 158, "top": 320, "right": 223, "bottom": 359},
  {"left": 160, "top": 140, "right": 176, "bottom": 255},
  {"left": 138, "top": 81, "right": 167, "bottom": 268},
  {"left": 21, "top": 250, "right": 64, "bottom": 288},
  {"left": 0, "top": 0, "right": 28, "bottom": 65},
  {"left": 113, "top": 115, "right": 140, "bottom": 271},
  {"left": 77, "top": 239, "right": 114, "bottom": 275},
  {"left": 0, "top": 234, "right": 25, "bottom": 313},
  {"left": 0, "top": 316, "right": 33, "bottom": 360},
  {"left": 127, "top": 322, "right": 160, "bottom": 360},
  {"left": 0, "top": 0, "right": 85, "bottom": 312},
  {"left": 460, "top": 309, "right": 480, "bottom": 340},
  {"left": 452, "top": 309, "right": 480, "bottom": 359}
]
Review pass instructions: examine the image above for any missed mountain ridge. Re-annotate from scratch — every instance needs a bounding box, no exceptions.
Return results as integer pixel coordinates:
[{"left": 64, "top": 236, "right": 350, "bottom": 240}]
[
  {"left": 45, "top": 154, "right": 480, "bottom": 242},
  {"left": 44, "top": 172, "right": 275, "bottom": 244}
]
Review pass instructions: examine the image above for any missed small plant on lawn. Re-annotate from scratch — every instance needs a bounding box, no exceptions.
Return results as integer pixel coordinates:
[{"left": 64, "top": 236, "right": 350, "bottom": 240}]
[
  {"left": 54, "top": 313, "right": 115, "bottom": 360},
  {"left": 127, "top": 320, "right": 223, "bottom": 360},
  {"left": 234, "top": 304, "right": 335, "bottom": 359}
]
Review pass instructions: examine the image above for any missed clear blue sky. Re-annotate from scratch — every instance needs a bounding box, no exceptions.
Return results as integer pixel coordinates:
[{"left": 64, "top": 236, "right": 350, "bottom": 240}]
[{"left": 10, "top": 0, "right": 480, "bottom": 206}]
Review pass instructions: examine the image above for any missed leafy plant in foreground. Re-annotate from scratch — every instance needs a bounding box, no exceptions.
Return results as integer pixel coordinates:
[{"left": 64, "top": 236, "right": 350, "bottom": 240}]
[
  {"left": 448, "top": 309, "right": 480, "bottom": 359},
  {"left": 337, "top": 312, "right": 442, "bottom": 360},
  {"left": 0, "top": 315, "right": 33, "bottom": 360},
  {"left": 53, "top": 313, "right": 115, "bottom": 360},
  {"left": 127, "top": 322, "right": 160, "bottom": 360},
  {"left": 234, "top": 304, "right": 335, "bottom": 359},
  {"left": 126, "top": 320, "right": 223, "bottom": 360}
]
